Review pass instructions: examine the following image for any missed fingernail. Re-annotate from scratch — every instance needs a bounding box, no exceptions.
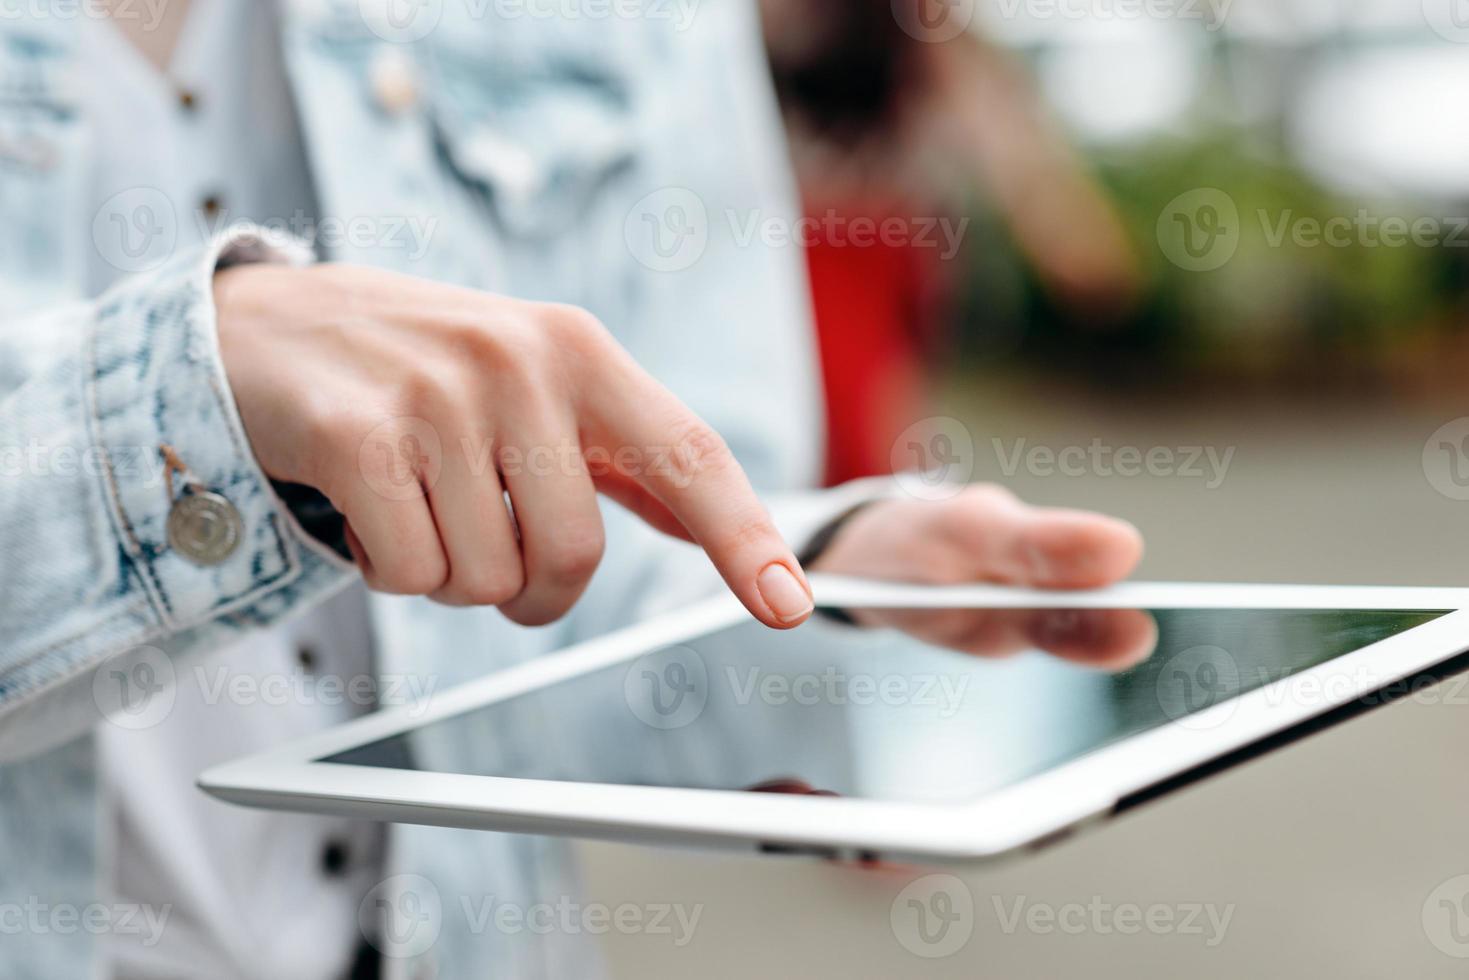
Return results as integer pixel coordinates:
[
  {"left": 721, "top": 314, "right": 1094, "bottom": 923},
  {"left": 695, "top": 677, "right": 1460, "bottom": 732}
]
[{"left": 757, "top": 563, "right": 814, "bottom": 625}]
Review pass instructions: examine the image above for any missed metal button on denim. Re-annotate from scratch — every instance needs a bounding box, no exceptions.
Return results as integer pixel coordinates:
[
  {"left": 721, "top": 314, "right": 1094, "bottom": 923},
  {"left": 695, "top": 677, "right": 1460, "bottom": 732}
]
[
  {"left": 370, "top": 48, "right": 419, "bottom": 115},
  {"left": 167, "top": 491, "right": 243, "bottom": 566}
]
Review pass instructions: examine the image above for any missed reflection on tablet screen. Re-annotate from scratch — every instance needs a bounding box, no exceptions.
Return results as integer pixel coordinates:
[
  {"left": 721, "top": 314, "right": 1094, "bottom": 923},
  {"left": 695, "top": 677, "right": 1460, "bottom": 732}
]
[{"left": 326, "top": 609, "right": 1443, "bottom": 804}]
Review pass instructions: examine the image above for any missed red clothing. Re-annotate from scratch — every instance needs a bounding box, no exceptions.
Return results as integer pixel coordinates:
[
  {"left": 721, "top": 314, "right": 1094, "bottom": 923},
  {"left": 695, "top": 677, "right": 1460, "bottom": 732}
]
[{"left": 804, "top": 204, "right": 948, "bottom": 485}]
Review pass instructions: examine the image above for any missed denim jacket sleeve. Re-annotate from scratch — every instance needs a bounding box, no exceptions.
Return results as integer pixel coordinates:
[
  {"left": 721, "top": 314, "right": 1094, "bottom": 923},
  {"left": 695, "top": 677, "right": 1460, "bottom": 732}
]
[{"left": 0, "top": 224, "right": 355, "bottom": 763}]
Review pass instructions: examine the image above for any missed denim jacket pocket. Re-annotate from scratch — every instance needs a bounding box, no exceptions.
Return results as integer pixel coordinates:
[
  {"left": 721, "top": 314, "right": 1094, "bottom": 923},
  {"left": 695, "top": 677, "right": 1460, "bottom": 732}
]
[{"left": 422, "top": 41, "right": 638, "bottom": 240}]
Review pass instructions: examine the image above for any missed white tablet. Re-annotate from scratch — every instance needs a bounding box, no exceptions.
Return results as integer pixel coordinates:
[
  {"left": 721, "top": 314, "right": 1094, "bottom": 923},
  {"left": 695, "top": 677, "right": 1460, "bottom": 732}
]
[{"left": 199, "top": 579, "right": 1469, "bottom": 864}]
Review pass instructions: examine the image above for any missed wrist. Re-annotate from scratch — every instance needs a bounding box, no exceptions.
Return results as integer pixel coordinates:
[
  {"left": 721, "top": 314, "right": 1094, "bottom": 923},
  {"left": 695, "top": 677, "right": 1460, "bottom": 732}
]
[
  {"left": 213, "top": 262, "right": 296, "bottom": 345},
  {"left": 211, "top": 262, "right": 321, "bottom": 487},
  {"left": 804, "top": 496, "right": 936, "bottom": 582},
  {"left": 800, "top": 500, "right": 878, "bottom": 572}
]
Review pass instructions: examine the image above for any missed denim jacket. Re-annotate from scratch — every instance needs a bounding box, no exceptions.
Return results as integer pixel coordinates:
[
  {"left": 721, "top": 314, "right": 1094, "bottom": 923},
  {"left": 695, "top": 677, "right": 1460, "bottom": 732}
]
[{"left": 0, "top": 1, "right": 847, "bottom": 976}]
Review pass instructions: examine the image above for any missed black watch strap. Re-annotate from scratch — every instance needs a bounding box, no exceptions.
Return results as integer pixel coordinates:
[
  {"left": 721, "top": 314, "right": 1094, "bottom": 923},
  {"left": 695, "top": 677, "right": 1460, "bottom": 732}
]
[{"left": 798, "top": 500, "right": 877, "bottom": 626}]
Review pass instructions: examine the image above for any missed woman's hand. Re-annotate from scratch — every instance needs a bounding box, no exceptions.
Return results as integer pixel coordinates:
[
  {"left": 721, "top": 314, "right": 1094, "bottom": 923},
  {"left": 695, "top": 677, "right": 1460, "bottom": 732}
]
[
  {"left": 214, "top": 262, "right": 814, "bottom": 629},
  {"left": 808, "top": 485, "right": 1155, "bottom": 669}
]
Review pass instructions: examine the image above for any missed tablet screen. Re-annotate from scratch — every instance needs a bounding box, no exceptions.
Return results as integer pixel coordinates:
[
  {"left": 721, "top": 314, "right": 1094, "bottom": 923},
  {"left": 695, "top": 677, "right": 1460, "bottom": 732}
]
[{"left": 325, "top": 608, "right": 1444, "bottom": 804}]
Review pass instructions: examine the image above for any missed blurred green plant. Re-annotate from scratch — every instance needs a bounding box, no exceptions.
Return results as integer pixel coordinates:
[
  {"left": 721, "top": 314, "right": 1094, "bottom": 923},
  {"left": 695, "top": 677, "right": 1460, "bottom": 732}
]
[{"left": 956, "top": 136, "right": 1469, "bottom": 389}]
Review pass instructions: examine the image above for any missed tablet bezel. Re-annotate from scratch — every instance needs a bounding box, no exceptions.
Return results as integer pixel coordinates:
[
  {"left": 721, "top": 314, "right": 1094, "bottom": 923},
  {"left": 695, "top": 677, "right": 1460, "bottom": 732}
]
[{"left": 198, "top": 579, "right": 1469, "bottom": 863}]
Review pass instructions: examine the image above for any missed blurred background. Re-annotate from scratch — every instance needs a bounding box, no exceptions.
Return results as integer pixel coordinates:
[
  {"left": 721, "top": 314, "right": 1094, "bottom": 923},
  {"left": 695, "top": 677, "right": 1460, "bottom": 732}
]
[
  {"left": 582, "top": 1, "right": 1469, "bottom": 977},
  {"left": 749, "top": 0, "right": 1469, "bottom": 584}
]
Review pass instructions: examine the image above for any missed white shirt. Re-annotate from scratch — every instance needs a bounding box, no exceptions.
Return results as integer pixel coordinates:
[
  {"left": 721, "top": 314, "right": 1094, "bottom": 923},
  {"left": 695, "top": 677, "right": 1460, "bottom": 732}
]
[{"left": 88, "top": 4, "right": 386, "bottom": 978}]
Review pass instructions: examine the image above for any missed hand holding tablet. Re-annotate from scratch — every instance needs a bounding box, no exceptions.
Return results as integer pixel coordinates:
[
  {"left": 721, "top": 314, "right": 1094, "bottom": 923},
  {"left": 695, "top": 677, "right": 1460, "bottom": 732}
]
[
  {"left": 808, "top": 485, "right": 1152, "bottom": 668},
  {"left": 216, "top": 266, "right": 1148, "bottom": 642}
]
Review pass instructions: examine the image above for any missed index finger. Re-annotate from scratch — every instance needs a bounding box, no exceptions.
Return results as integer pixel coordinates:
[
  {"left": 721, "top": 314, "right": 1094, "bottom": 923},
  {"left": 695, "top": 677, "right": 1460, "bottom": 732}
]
[{"left": 584, "top": 365, "right": 813, "bottom": 630}]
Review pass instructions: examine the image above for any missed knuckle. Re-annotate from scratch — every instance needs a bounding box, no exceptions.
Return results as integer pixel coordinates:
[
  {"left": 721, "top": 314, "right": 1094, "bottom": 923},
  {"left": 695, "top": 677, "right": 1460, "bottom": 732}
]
[
  {"left": 441, "top": 566, "right": 525, "bottom": 607},
  {"left": 396, "top": 364, "right": 457, "bottom": 415},
  {"left": 663, "top": 419, "right": 732, "bottom": 488},
  {"left": 374, "top": 557, "right": 448, "bottom": 596},
  {"left": 714, "top": 512, "right": 777, "bottom": 554},
  {"left": 540, "top": 303, "right": 607, "bottom": 346},
  {"left": 538, "top": 304, "right": 615, "bottom": 374},
  {"left": 444, "top": 312, "right": 532, "bottom": 376},
  {"left": 346, "top": 417, "right": 444, "bottom": 501},
  {"left": 540, "top": 523, "right": 606, "bottom": 587},
  {"left": 466, "top": 566, "right": 527, "bottom": 606}
]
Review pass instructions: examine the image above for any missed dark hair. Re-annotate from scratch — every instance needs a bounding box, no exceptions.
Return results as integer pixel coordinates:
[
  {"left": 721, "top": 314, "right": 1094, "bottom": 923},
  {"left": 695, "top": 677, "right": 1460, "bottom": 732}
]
[{"left": 766, "top": 0, "right": 926, "bottom": 144}]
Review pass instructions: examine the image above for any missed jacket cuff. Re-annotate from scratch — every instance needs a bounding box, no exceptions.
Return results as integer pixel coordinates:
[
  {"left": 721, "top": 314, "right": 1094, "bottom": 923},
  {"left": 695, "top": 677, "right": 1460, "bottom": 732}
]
[{"left": 85, "top": 224, "right": 349, "bottom": 632}]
